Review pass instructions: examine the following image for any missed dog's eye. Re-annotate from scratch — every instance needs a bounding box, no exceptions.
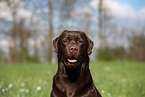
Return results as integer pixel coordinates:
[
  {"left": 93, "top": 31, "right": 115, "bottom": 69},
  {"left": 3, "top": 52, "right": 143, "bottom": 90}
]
[
  {"left": 63, "top": 40, "right": 68, "bottom": 43},
  {"left": 79, "top": 41, "right": 83, "bottom": 43},
  {"left": 77, "top": 40, "right": 84, "bottom": 44}
]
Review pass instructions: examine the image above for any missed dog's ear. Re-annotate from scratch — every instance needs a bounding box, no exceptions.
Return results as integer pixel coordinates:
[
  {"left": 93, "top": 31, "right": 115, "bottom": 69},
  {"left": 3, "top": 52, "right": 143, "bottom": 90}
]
[
  {"left": 53, "top": 37, "right": 59, "bottom": 53},
  {"left": 53, "top": 30, "right": 68, "bottom": 53},
  {"left": 84, "top": 33, "right": 93, "bottom": 55},
  {"left": 87, "top": 37, "right": 94, "bottom": 55}
]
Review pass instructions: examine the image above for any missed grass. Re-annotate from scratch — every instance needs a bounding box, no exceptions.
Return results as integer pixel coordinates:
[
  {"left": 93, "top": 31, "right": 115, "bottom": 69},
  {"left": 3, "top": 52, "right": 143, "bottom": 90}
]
[{"left": 0, "top": 61, "right": 145, "bottom": 97}]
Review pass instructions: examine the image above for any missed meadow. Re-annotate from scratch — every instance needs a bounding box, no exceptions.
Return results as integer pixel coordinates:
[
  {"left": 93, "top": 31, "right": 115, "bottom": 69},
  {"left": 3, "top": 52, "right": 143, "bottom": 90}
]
[{"left": 0, "top": 61, "right": 144, "bottom": 97}]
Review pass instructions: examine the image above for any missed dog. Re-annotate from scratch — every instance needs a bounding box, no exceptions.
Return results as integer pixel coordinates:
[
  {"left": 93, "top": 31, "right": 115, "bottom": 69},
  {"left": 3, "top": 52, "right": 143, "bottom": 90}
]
[{"left": 51, "top": 30, "right": 101, "bottom": 97}]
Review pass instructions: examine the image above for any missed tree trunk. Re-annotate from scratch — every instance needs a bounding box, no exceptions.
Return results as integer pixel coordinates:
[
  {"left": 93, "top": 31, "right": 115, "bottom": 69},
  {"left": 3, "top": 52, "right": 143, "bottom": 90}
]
[
  {"left": 85, "top": 8, "right": 91, "bottom": 34},
  {"left": 98, "top": 0, "right": 103, "bottom": 49},
  {"left": 48, "top": 0, "right": 53, "bottom": 62}
]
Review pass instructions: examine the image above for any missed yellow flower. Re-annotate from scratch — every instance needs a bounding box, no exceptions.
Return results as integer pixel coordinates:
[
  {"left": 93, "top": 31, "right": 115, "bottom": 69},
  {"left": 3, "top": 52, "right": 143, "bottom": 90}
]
[
  {"left": 123, "top": 95, "right": 126, "bottom": 97},
  {"left": 142, "top": 91, "right": 145, "bottom": 95}
]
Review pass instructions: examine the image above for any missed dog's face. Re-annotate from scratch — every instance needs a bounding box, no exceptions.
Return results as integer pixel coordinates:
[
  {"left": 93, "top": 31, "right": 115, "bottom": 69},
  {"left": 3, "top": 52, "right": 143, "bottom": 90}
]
[{"left": 53, "top": 30, "right": 93, "bottom": 68}]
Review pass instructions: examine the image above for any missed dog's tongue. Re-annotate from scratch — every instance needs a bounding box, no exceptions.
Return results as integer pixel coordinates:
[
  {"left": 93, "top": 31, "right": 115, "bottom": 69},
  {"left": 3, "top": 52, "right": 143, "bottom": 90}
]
[{"left": 68, "top": 59, "right": 77, "bottom": 63}]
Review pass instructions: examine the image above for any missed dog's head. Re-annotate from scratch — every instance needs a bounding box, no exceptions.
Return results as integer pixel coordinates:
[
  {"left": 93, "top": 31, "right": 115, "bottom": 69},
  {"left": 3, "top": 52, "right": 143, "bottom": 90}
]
[{"left": 53, "top": 30, "right": 93, "bottom": 68}]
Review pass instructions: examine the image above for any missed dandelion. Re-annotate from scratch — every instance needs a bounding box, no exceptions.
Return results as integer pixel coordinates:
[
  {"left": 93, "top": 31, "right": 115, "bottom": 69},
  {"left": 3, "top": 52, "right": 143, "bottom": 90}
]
[
  {"left": 2, "top": 89, "right": 5, "bottom": 93},
  {"left": 21, "top": 82, "right": 25, "bottom": 87},
  {"left": 8, "top": 83, "right": 13, "bottom": 88},
  {"left": 19, "top": 89, "right": 25, "bottom": 92},
  {"left": 36, "top": 86, "right": 41, "bottom": 91},
  {"left": 101, "top": 90, "right": 105, "bottom": 94}
]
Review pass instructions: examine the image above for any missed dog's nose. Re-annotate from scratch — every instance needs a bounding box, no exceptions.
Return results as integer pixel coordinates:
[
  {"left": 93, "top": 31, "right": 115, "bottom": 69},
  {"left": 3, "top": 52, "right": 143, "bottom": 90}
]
[{"left": 70, "top": 46, "right": 78, "bottom": 52}]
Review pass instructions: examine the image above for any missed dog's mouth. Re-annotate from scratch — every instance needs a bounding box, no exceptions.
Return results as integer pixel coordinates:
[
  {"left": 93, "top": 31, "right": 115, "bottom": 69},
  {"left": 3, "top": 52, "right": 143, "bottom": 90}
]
[
  {"left": 65, "top": 56, "right": 78, "bottom": 66},
  {"left": 67, "top": 58, "right": 77, "bottom": 63}
]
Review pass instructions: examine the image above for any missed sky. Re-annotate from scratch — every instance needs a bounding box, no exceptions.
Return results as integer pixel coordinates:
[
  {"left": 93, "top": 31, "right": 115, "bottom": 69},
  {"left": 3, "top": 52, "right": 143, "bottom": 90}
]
[
  {"left": 113, "top": 0, "right": 145, "bottom": 11},
  {"left": 0, "top": 0, "right": 145, "bottom": 51},
  {"left": 0, "top": 0, "right": 145, "bottom": 21}
]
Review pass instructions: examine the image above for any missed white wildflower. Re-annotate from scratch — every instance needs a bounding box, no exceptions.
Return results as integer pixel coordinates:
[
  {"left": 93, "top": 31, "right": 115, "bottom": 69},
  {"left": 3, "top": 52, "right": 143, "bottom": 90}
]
[
  {"left": 19, "top": 89, "right": 25, "bottom": 92},
  {"left": 26, "top": 89, "right": 29, "bottom": 93},
  {"left": 36, "top": 86, "right": 41, "bottom": 91},
  {"left": 21, "top": 82, "right": 25, "bottom": 87},
  {"left": 8, "top": 83, "right": 13, "bottom": 88},
  {"left": 101, "top": 90, "right": 105, "bottom": 94},
  {"left": 108, "top": 93, "right": 111, "bottom": 96},
  {"left": 2, "top": 89, "right": 5, "bottom": 93}
]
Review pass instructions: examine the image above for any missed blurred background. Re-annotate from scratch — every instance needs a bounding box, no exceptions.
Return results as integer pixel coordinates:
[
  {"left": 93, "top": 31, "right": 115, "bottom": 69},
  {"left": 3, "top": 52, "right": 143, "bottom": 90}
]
[{"left": 0, "top": 0, "right": 145, "bottom": 63}]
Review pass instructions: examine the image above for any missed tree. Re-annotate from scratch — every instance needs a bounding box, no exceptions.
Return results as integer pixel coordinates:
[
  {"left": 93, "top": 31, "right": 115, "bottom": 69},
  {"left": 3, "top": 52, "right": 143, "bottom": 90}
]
[
  {"left": 4, "top": 0, "right": 20, "bottom": 63},
  {"left": 48, "top": 0, "right": 53, "bottom": 62},
  {"left": 17, "top": 18, "right": 32, "bottom": 62},
  {"left": 0, "top": 48, "right": 6, "bottom": 63},
  {"left": 98, "top": 0, "right": 103, "bottom": 49},
  {"left": 129, "top": 34, "right": 145, "bottom": 61}
]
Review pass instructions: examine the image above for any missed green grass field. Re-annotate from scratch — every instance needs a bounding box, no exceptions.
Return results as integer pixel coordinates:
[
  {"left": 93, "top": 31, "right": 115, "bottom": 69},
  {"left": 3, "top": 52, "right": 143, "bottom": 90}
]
[{"left": 0, "top": 61, "right": 145, "bottom": 97}]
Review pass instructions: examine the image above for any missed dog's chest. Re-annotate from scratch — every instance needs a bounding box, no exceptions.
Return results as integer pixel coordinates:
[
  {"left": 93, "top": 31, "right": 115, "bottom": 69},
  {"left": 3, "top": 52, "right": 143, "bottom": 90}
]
[
  {"left": 64, "top": 82, "right": 80, "bottom": 97},
  {"left": 66, "top": 90, "right": 75, "bottom": 97}
]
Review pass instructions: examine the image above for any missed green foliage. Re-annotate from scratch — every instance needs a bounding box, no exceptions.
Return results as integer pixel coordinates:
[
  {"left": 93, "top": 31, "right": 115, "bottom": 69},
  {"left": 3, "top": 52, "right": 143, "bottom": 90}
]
[
  {"left": 18, "top": 49, "right": 39, "bottom": 63},
  {"left": 0, "top": 48, "right": 6, "bottom": 63},
  {"left": 8, "top": 46, "right": 39, "bottom": 63},
  {"left": 129, "top": 34, "right": 145, "bottom": 61},
  {"left": 96, "top": 47, "right": 128, "bottom": 61},
  {"left": 0, "top": 61, "right": 145, "bottom": 97}
]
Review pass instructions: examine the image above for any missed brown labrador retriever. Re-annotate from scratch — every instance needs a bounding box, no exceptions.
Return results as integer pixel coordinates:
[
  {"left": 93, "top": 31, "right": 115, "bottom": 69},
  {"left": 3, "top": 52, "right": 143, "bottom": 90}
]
[{"left": 51, "top": 30, "right": 102, "bottom": 97}]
